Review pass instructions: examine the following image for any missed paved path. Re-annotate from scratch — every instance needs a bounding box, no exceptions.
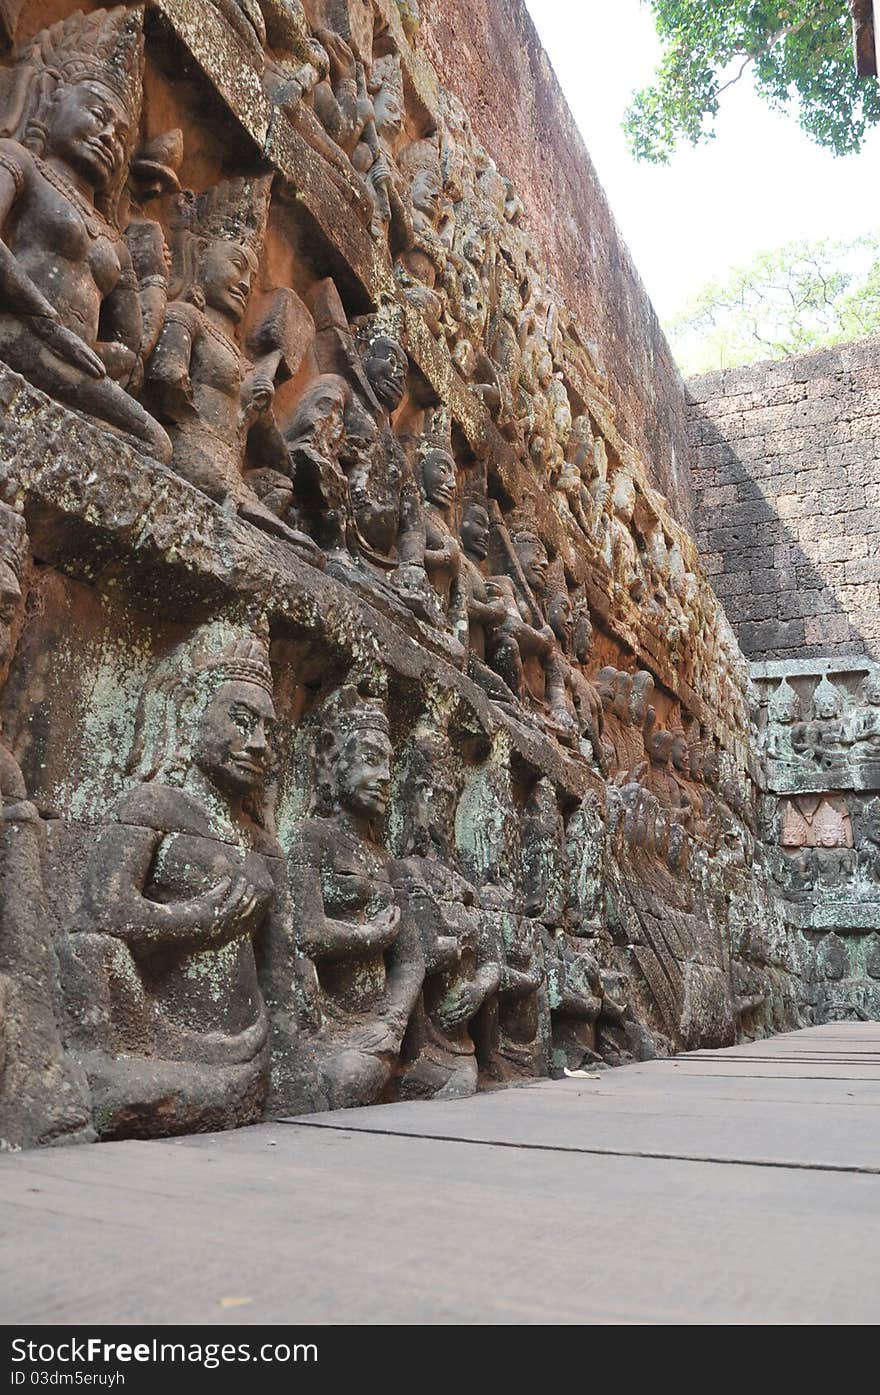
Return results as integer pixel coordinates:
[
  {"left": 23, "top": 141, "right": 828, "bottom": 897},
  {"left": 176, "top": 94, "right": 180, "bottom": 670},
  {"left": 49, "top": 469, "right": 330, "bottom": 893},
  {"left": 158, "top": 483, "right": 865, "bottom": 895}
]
[{"left": 2, "top": 1023, "right": 879, "bottom": 1325}]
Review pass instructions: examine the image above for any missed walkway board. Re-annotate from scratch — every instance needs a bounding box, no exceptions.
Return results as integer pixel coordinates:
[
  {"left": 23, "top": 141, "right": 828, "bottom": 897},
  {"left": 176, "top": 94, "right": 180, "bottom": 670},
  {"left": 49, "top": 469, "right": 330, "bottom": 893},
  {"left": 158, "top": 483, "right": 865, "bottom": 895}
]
[{"left": 2, "top": 1024, "right": 878, "bottom": 1324}]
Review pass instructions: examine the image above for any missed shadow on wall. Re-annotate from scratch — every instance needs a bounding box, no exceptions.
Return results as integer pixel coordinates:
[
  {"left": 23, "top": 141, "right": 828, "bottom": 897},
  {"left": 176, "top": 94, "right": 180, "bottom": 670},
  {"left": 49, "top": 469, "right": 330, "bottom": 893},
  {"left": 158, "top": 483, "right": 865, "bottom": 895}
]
[{"left": 685, "top": 340, "right": 880, "bottom": 664}]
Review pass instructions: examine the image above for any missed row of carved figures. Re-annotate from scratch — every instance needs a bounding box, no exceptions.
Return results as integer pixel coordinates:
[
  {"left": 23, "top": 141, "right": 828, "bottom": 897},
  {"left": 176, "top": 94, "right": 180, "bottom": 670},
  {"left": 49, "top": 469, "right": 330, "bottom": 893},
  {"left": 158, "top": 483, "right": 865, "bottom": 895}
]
[
  {"left": 763, "top": 673, "right": 880, "bottom": 778},
  {"left": 771, "top": 792, "right": 880, "bottom": 897},
  {"left": 0, "top": 495, "right": 764, "bottom": 1147},
  {"left": 0, "top": 4, "right": 750, "bottom": 740}
]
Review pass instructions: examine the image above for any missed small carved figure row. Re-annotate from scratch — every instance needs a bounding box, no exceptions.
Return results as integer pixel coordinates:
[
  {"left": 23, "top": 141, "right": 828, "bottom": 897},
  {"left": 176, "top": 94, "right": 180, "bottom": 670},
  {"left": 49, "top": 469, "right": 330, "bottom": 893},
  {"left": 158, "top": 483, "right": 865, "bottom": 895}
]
[
  {"left": 764, "top": 673, "right": 880, "bottom": 777},
  {"left": 773, "top": 793, "right": 880, "bottom": 896}
]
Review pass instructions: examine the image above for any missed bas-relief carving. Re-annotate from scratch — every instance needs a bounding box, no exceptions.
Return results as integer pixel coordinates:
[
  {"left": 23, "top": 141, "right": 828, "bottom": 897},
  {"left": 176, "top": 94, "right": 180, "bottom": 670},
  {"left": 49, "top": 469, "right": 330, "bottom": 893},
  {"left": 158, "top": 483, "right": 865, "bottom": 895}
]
[
  {"left": 0, "top": 0, "right": 808, "bottom": 1148},
  {"left": 390, "top": 710, "right": 500, "bottom": 1100},
  {"left": 286, "top": 683, "right": 424, "bottom": 1110},
  {"left": 0, "top": 504, "right": 92, "bottom": 1149},
  {"left": 0, "top": 8, "right": 172, "bottom": 462},
  {"left": 62, "top": 627, "right": 297, "bottom": 1138}
]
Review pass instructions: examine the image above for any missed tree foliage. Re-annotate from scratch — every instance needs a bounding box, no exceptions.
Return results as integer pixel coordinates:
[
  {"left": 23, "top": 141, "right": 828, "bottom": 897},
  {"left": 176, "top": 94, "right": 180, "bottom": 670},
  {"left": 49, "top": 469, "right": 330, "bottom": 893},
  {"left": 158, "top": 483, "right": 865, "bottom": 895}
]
[
  {"left": 625, "top": 1, "right": 880, "bottom": 163},
  {"left": 666, "top": 233, "right": 880, "bottom": 374}
]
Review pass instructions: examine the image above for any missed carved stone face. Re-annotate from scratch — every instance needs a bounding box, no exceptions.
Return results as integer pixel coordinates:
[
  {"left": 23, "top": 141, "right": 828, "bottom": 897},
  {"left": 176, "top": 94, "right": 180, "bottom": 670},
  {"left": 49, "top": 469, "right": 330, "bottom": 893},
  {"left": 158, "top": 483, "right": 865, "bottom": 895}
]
[
  {"left": 861, "top": 673, "right": 880, "bottom": 707},
  {"left": 515, "top": 535, "right": 549, "bottom": 594},
  {"left": 649, "top": 730, "right": 673, "bottom": 767},
  {"left": 292, "top": 377, "right": 348, "bottom": 455},
  {"left": 412, "top": 166, "right": 442, "bottom": 221},
  {"left": 47, "top": 80, "right": 131, "bottom": 192},
  {"left": 373, "top": 74, "right": 403, "bottom": 135},
  {"left": 363, "top": 338, "right": 407, "bottom": 412},
  {"left": 422, "top": 450, "right": 456, "bottom": 509},
  {"left": 670, "top": 733, "right": 690, "bottom": 776},
  {"left": 546, "top": 588, "right": 572, "bottom": 649},
  {"left": 338, "top": 726, "right": 393, "bottom": 820},
  {"left": 201, "top": 239, "right": 257, "bottom": 323},
  {"left": 461, "top": 504, "right": 490, "bottom": 561},
  {"left": 193, "top": 680, "right": 275, "bottom": 795}
]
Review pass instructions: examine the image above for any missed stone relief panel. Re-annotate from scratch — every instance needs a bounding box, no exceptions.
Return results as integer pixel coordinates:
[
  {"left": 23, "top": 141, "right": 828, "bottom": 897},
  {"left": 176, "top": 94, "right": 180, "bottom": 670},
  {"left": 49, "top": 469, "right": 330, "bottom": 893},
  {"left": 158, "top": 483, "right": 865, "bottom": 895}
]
[{"left": 0, "top": 0, "right": 809, "bottom": 1148}]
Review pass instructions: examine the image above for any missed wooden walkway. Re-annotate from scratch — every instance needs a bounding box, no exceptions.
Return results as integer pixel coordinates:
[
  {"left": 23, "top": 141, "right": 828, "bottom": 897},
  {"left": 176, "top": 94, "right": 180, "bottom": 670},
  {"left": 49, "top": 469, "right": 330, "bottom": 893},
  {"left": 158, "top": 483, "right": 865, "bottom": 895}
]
[{"left": 3, "top": 1023, "right": 879, "bottom": 1324}]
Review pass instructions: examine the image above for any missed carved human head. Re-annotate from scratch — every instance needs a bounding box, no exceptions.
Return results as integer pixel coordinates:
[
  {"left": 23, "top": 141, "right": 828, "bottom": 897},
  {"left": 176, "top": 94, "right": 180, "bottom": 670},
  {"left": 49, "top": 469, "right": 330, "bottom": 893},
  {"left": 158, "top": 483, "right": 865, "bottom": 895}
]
[
  {"left": 362, "top": 336, "right": 408, "bottom": 412},
  {"left": 812, "top": 676, "right": 843, "bottom": 721},
  {"left": 398, "top": 139, "right": 443, "bottom": 221},
  {"left": 461, "top": 501, "right": 491, "bottom": 561},
  {"left": 858, "top": 671, "right": 880, "bottom": 707},
  {"left": 512, "top": 528, "right": 549, "bottom": 595},
  {"left": 172, "top": 176, "right": 270, "bottom": 321},
  {"left": 544, "top": 577, "right": 573, "bottom": 650},
  {"left": 402, "top": 716, "right": 459, "bottom": 856},
  {"left": 814, "top": 801, "right": 846, "bottom": 850},
  {"left": 46, "top": 79, "right": 133, "bottom": 193},
  {"left": 371, "top": 54, "right": 404, "bottom": 136},
  {"left": 315, "top": 685, "right": 392, "bottom": 824},
  {"left": 286, "top": 375, "right": 349, "bottom": 456},
  {"left": 670, "top": 727, "right": 690, "bottom": 776},
  {"left": 419, "top": 447, "right": 456, "bottom": 511},
  {"left": 648, "top": 728, "right": 674, "bottom": 767},
  {"left": 200, "top": 238, "right": 259, "bottom": 323},
  {"left": 192, "top": 673, "right": 275, "bottom": 797},
  {"left": 572, "top": 605, "right": 594, "bottom": 665},
  {"left": 11, "top": 7, "right": 144, "bottom": 219},
  {"left": 768, "top": 678, "right": 801, "bottom": 726},
  {"left": 129, "top": 631, "right": 276, "bottom": 818},
  {"left": 595, "top": 667, "right": 619, "bottom": 711}
]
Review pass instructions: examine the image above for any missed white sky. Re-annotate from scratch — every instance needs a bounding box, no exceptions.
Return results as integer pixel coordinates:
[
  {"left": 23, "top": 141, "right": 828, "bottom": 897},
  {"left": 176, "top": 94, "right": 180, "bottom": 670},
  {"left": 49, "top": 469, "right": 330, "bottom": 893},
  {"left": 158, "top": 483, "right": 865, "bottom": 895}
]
[{"left": 524, "top": 0, "right": 880, "bottom": 322}]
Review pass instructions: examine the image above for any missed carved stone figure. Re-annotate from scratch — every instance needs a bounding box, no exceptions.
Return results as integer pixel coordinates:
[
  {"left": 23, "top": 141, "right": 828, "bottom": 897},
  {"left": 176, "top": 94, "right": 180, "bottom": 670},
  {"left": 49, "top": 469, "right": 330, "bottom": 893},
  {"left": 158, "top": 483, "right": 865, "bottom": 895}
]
[
  {"left": 849, "top": 671, "right": 880, "bottom": 780},
  {"left": 460, "top": 500, "right": 509, "bottom": 670},
  {"left": 765, "top": 678, "right": 804, "bottom": 765},
  {"left": 391, "top": 714, "right": 501, "bottom": 1099},
  {"left": 416, "top": 437, "right": 468, "bottom": 647},
  {"left": 0, "top": 505, "right": 92, "bottom": 1149},
  {"left": 64, "top": 630, "right": 291, "bottom": 1138},
  {"left": 484, "top": 518, "right": 576, "bottom": 739},
  {"left": 287, "top": 684, "right": 424, "bottom": 1109},
  {"left": 455, "top": 750, "right": 548, "bottom": 1082},
  {"left": 0, "top": 8, "right": 171, "bottom": 461},
  {"left": 147, "top": 176, "right": 321, "bottom": 562},
  {"left": 395, "top": 137, "right": 447, "bottom": 335}
]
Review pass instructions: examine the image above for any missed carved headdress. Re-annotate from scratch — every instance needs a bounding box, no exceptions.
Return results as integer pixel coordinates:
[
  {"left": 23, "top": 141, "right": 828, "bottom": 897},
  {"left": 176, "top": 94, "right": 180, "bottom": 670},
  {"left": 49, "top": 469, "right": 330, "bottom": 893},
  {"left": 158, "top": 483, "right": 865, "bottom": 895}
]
[
  {"left": 128, "top": 629, "right": 274, "bottom": 794},
  {"left": 169, "top": 175, "right": 273, "bottom": 302},
  {"left": 0, "top": 6, "right": 145, "bottom": 222},
  {"left": 768, "top": 678, "right": 801, "bottom": 725},
  {"left": 311, "top": 678, "right": 390, "bottom": 817},
  {"left": 812, "top": 675, "right": 843, "bottom": 720}
]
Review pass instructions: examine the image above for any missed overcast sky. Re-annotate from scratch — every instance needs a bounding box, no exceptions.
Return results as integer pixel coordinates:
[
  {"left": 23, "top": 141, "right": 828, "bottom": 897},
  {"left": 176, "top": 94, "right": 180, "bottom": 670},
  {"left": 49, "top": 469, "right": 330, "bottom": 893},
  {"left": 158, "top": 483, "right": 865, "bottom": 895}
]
[{"left": 523, "top": 0, "right": 879, "bottom": 322}]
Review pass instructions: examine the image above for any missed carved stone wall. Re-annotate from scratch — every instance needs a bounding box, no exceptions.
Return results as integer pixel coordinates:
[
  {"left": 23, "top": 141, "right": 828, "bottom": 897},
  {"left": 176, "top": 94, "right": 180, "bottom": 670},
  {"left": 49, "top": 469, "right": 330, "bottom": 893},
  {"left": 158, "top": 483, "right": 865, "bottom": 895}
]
[
  {"left": 688, "top": 340, "right": 880, "bottom": 662},
  {"left": 755, "top": 659, "right": 880, "bottom": 1019},
  {"left": 0, "top": 0, "right": 806, "bottom": 1150}
]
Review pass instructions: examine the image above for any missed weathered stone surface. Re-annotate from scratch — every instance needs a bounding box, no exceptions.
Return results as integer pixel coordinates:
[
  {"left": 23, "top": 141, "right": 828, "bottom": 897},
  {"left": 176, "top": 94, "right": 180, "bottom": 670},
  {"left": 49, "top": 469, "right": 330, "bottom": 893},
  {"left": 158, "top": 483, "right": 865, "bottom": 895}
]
[{"left": 0, "top": 0, "right": 823, "bottom": 1152}]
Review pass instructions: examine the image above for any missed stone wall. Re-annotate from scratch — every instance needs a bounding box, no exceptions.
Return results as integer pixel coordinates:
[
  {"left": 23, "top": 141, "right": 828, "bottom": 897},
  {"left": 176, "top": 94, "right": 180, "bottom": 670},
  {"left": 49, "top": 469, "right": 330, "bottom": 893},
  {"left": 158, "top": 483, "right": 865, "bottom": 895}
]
[
  {"left": 688, "top": 340, "right": 880, "bottom": 663},
  {"left": 419, "top": 0, "right": 695, "bottom": 529},
  {"left": 0, "top": 0, "right": 805, "bottom": 1151}
]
